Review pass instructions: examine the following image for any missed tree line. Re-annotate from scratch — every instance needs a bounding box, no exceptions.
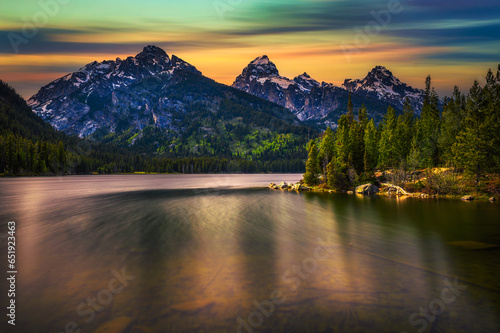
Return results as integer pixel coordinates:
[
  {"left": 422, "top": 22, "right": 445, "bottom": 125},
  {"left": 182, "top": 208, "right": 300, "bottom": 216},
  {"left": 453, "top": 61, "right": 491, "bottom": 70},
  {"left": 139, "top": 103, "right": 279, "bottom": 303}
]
[
  {"left": 0, "top": 133, "right": 307, "bottom": 175},
  {"left": 0, "top": 79, "right": 309, "bottom": 176},
  {"left": 304, "top": 65, "right": 500, "bottom": 191}
]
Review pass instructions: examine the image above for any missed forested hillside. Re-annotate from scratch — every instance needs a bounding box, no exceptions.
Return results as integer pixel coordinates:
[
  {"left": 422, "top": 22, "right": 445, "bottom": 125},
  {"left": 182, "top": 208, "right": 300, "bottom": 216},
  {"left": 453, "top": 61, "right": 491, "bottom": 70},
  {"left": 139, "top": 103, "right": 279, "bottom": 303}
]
[{"left": 0, "top": 80, "right": 315, "bottom": 175}]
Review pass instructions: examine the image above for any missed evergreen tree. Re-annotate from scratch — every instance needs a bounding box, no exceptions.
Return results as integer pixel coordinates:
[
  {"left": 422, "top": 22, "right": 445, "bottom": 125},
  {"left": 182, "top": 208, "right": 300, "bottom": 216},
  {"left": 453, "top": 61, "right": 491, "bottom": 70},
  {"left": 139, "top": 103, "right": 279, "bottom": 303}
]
[
  {"left": 438, "top": 86, "right": 466, "bottom": 162},
  {"left": 57, "top": 141, "right": 66, "bottom": 174},
  {"left": 417, "top": 76, "right": 441, "bottom": 166},
  {"left": 395, "top": 98, "right": 415, "bottom": 162},
  {"left": 335, "top": 115, "right": 351, "bottom": 167},
  {"left": 378, "top": 106, "right": 398, "bottom": 168},
  {"left": 452, "top": 80, "right": 493, "bottom": 185},
  {"left": 326, "top": 157, "right": 351, "bottom": 190},
  {"left": 346, "top": 92, "right": 354, "bottom": 125},
  {"left": 304, "top": 140, "right": 320, "bottom": 185},
  {"left": 348, "top": 119, "right": 363, "bottom": 174},
  {"left": 363, "top": 119, "right": 378, "bottom": 174},
  {"left": 318, "top": 127, "right": 335, "bottom": 177},
  {"left": 347, "top": 105, "right": 368, "bottom": 174}
]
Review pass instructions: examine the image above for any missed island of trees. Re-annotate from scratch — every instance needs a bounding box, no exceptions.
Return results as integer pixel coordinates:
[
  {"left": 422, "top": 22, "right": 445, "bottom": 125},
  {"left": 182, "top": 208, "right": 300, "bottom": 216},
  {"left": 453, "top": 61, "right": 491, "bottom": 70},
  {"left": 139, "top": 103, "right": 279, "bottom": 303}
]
[{"left": 303, "top": 66, "right": 500, "bottom": 198}]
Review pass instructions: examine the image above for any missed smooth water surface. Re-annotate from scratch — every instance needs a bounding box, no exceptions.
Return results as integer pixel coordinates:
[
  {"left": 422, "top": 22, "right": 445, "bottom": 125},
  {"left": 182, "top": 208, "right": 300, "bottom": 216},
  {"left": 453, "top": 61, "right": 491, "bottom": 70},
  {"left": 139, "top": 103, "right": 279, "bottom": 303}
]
[{"left": 0, "top": 175, "right": 499, "bottom": 333}]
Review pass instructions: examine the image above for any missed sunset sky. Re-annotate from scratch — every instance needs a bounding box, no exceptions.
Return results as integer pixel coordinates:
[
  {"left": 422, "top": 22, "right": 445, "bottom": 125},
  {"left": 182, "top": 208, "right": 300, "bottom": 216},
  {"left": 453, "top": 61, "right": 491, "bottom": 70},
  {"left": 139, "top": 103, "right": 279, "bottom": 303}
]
[{"left": 1, "top": 0, "right": 499, "bottom": 98}]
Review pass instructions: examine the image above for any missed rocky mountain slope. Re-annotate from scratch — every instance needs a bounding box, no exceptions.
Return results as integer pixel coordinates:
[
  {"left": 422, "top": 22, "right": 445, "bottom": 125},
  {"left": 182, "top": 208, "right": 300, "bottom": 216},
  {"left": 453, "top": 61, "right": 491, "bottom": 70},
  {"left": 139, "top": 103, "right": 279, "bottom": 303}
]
[
  {"left": 28, "top": 45, "right": 202, "bottom": 138},
  {"left": 27, "top": 46, "right": 315, "bottom": 158},
  {"left": 232, "top": 56, "right": 426, "bottom": 125},
  {"left": 342, "top": 66, "right": 425, "bottom": 112}
]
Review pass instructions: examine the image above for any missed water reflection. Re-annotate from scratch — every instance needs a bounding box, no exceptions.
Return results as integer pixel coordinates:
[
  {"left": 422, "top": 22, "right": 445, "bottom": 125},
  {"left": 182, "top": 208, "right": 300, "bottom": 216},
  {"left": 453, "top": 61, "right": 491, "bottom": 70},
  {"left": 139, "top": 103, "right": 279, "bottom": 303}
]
[{"left": 0, "top": 175, "right": 499, "bottom": 333}]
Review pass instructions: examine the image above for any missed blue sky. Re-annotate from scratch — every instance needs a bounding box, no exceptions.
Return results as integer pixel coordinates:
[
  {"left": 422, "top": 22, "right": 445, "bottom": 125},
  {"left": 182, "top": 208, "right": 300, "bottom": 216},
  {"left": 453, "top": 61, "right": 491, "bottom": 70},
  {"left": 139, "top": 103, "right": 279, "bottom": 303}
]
[{"left": 1, "top": 0, "right": 499, "bottom": 97}]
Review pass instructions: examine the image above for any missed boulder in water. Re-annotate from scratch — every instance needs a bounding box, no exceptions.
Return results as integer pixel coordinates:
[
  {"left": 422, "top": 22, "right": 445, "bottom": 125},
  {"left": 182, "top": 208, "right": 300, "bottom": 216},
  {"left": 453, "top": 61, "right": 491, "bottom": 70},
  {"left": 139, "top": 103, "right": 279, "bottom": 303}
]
[
  {"left": 279, "top": 181, "right": 289, "bottom": 189},
  {"left": 355, "top": 183, "right": 379, "bottom": 195}
]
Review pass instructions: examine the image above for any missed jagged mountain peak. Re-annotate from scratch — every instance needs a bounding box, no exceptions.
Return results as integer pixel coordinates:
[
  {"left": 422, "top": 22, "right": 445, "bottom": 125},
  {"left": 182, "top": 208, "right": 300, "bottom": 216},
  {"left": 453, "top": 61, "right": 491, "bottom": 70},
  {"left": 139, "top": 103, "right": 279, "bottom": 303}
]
[
  {"left": 141, "top": 44, "right": 167, "bottom": 54},
  {"left": 364, "top": 66, "right": 400, "bottom": 84},
  {"left": 136, "top": 45, "right": 170, "bottom": 61},
  {"left": 342, "top": 65, "right": 425, "bottom": 112},
  {"left": 371, "top": 65, "right": 391, "bottom": 74},
  {"left": 251, "top": 55, "right": 271, "bottom": 66},
  {"left": 293, "top": 72, "right": 320, "bottom": 92},
  {"left": 232, "top": 58, "right": 426, "bottom": 124},
  {"left": 28, "top": 46, "right": 202, "bottom": 137},
  {"left": 239, "top": 55, "right": 280, "bottom": 78}
]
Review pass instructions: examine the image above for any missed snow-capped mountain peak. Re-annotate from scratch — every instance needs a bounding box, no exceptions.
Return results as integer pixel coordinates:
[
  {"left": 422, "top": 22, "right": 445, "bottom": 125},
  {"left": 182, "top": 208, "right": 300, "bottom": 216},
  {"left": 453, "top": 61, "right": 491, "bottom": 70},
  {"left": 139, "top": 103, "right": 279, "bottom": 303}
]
[
  {"left": 343, "top": 66, "right": 425, "bottom": 112},
  {"left": 293, "top": 72, "right": 320, "bottom": 92},
  {"left": 251, "top": 55, "right": 271, "bottom": 66},
  {"left": 27, "top": 45, "right": 201, "bottom": 137},
  {"left": 237, "top": 55, "right": 280, "bottom": 80},
  {"left": 232, "top": 58, "right": 425, "bottom": 125}
]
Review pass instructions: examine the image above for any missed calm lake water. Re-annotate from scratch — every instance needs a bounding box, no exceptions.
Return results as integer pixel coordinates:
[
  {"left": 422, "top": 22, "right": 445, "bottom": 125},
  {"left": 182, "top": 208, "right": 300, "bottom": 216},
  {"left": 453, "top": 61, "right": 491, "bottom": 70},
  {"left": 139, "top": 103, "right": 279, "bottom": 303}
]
[{"left": 0, "top": 174, "right": 499, "bottom": 333}]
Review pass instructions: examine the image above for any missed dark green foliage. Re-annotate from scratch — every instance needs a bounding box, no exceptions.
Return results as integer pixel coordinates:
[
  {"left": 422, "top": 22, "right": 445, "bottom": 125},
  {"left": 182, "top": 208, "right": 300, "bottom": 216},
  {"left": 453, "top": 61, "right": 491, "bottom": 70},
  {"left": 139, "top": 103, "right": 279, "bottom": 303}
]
[
  {"left": 0, "top": 80, "right": 312, "bottom": 175},
  {"left": 363, "top": 119, "right": 378, "bottom": 174},
  {"left": 335, "top": 114, "right": 350, "bottom": 167},
  {"left": 396, "top": 98, "right": 415, "bottom": 162},
  {"left": 303, "top": 140, "right": 320, "bottom": 185},
  {"left": 318, "top": 127, "right": 335, "bottom": 176},
  {"left": 348, "top": 105, "right": 368, "bottom": 174},
  {"left": 378, "top": 106, "right": 398, "bottom": 168},
  {"left": 346, "top": 92, "right": 354, "bottom": 124},
  {"left": 439, "top": 86, "right": 466, "bottom": 161},
  {"left": 452, "top": 68, "right": 500, "bottom": 185},
  {"left": 326, "top": 157, "right": 351, "bottom": 190},
  {"left": 415, "top": 76, "right": 441, "bottom": 167},
  {"left": 306, "top": 66, "right": 500, "bottom": 190}
]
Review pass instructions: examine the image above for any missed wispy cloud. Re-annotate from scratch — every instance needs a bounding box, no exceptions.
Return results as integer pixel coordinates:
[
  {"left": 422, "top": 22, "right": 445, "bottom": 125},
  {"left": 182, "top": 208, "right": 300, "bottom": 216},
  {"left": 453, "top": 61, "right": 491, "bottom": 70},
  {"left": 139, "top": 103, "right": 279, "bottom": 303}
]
[{"left": 0, "top": 0, "right": 498, "bottom": 98}]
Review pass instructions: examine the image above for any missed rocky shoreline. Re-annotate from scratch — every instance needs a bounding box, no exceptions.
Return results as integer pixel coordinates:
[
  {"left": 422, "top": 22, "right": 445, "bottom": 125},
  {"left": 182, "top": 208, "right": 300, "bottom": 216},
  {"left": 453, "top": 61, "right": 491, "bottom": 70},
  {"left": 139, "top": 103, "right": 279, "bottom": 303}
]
[{"left": 268, "top": 181, "right": 496, "bottom": 202}]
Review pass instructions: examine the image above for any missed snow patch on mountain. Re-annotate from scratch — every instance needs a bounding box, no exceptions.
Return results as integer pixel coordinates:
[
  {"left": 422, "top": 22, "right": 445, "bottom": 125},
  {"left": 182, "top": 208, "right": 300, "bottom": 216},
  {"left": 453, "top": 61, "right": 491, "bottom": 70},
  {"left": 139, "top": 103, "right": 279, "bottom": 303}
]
[
  {"left": 28, "top": 45, "right": 202, "bottom": 138},
  {"left": 342, "top": 66, "right": 426, "bottom": 112}
]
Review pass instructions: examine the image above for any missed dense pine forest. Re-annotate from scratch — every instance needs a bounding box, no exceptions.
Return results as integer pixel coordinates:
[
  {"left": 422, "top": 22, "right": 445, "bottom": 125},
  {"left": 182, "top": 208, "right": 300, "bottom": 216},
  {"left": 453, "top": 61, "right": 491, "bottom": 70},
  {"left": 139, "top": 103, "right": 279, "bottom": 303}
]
[
  {"left": 303, "top": 66, "right": 500, "bottom": 196},
  {"left": 0, "top": 80, "right": 309, "bottom": 175}
]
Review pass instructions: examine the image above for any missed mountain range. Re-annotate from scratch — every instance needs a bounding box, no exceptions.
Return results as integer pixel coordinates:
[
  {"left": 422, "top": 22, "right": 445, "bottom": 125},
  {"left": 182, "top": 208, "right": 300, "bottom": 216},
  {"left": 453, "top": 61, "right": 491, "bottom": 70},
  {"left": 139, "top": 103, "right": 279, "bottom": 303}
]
[
  {"left": 28, "top": 45, "right": 202, "bottom": 138},
  {"left": 28, "top": 46, "right": 315, "bottom": 159},
  {"left": 27, "top": 45, "right": 428, "bottom": 149},
  {"left": 231, "top": 56, "right": 426, "bottom": 126}
]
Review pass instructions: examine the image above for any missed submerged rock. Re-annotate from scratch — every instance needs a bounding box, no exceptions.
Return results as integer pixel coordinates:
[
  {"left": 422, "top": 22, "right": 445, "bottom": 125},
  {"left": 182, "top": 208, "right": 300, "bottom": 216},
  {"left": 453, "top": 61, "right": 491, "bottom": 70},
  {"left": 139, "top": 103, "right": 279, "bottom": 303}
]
[
  {"left": 270, "top": 181, "right": 309, "bottom": 191},
  {"left": 355, "top": 183, "right": 379, "bottom": 195},
  {"left": 93, "top": 316, "right": 133, "bottom": 333},
  {"left": 268, "top": 183, "right": 279, "bottom": 189}
]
